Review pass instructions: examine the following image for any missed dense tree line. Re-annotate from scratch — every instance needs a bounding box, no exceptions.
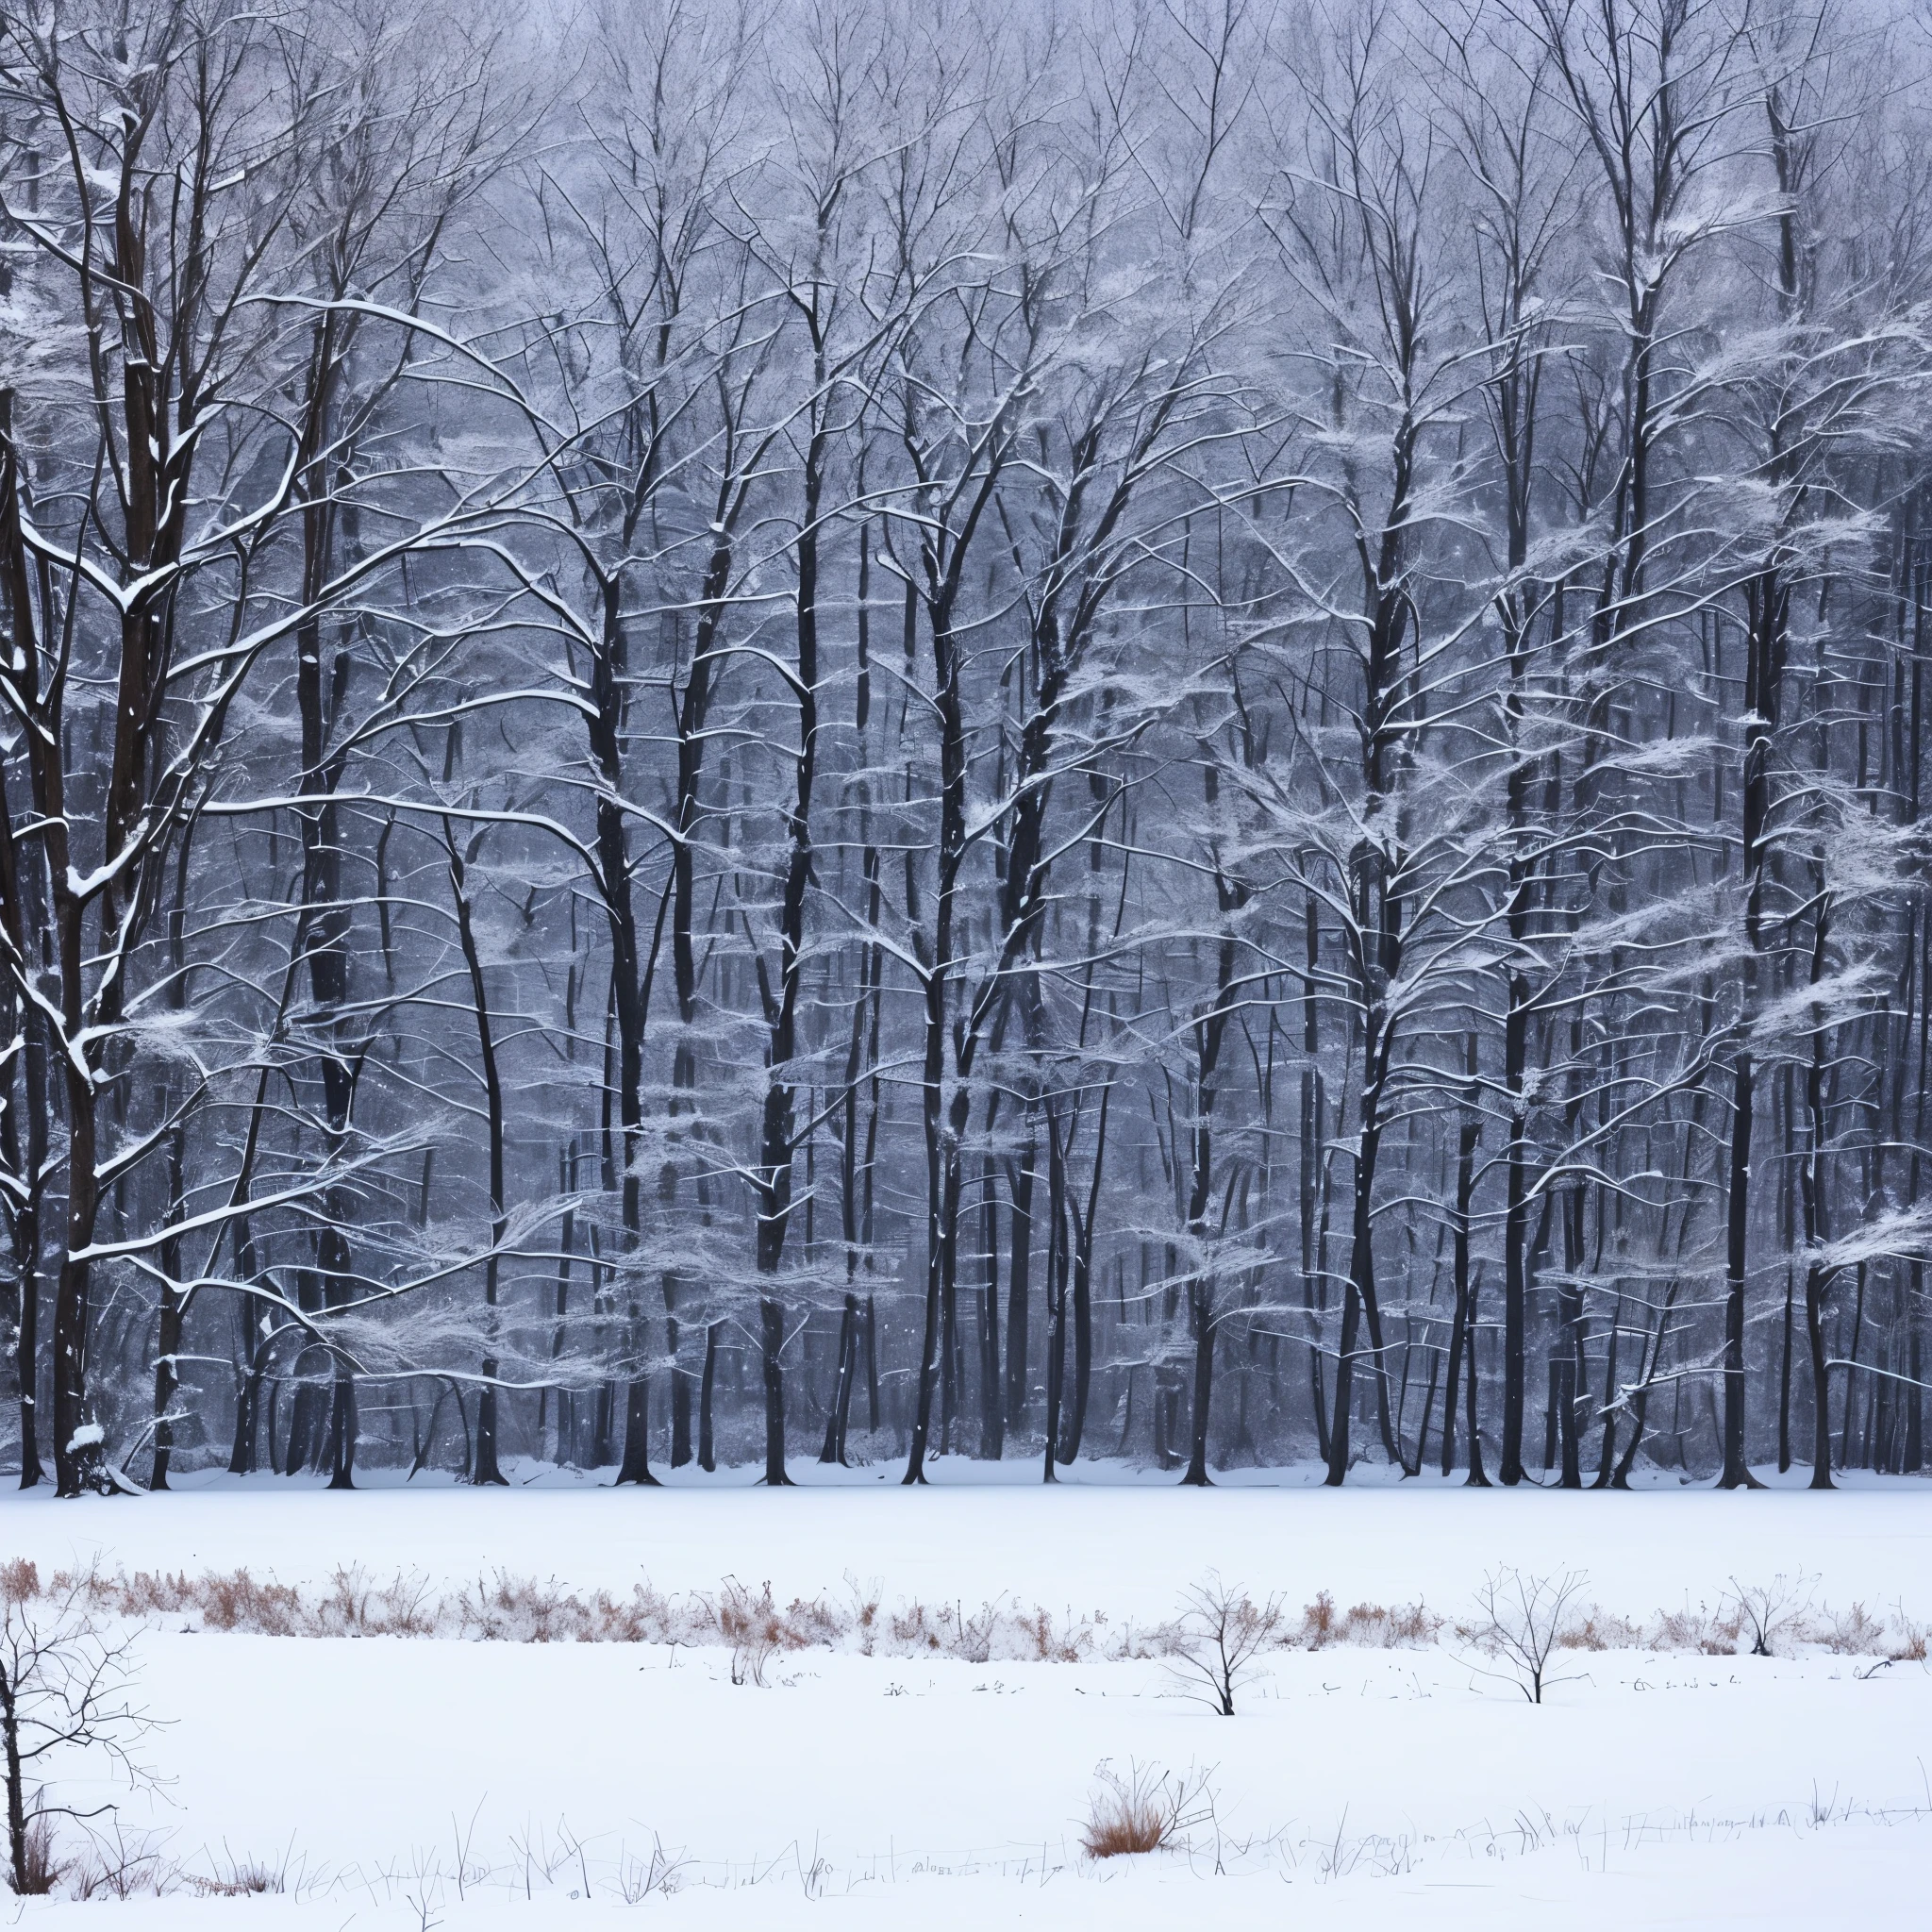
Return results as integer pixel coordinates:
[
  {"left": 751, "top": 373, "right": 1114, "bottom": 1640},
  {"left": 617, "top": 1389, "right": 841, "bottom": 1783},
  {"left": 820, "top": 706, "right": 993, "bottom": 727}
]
[{"left": 1, "top": 0, "right": 1928, "bottom": 1496}]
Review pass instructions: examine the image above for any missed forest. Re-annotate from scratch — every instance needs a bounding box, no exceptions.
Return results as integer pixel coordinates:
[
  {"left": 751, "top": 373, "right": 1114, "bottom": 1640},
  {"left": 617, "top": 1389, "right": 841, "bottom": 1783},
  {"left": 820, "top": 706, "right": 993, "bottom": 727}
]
[{"left": 1, "top": 0, "right": 1928, "bottom": 1499}]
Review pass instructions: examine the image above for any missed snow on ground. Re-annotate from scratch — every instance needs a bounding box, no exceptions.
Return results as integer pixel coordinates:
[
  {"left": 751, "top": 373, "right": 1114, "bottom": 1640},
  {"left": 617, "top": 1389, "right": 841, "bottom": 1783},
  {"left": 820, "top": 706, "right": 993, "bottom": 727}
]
[
  {"left": 8, "top": 1458, "right": 1931, "bottom": 1616},
  {"left": 4, "top": 1464, "right": 1930, "bottom": 1928}
]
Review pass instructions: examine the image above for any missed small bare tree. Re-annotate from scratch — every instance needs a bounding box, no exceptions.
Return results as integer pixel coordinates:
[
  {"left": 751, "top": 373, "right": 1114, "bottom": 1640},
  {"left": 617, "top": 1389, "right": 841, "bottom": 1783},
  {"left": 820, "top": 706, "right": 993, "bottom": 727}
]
[
  {"left": 1466, "top": 1566, "right": 1591, "bottom": 1705},
  {"left": 1724, "top": 1572, "right": 1818, "bottom": 1658},
  {"left": 1167, "top": 1575, "right": 1285, "bottom": 1716},
  {"left": 1, "top": 1569, "right": 157, "bottom": 1894}
]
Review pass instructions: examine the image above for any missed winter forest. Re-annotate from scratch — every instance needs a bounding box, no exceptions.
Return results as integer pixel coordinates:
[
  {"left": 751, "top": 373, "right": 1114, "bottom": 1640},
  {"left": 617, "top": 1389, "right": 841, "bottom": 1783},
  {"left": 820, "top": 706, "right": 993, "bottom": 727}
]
[{"left": 3, "top": 0, "right": 1931, "bottom": 1504}]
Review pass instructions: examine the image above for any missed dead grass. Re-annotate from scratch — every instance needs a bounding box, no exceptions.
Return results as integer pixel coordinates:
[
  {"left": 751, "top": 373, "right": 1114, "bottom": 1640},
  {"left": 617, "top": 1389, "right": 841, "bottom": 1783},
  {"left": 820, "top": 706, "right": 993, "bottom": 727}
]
[
  {"left": 12, "top": 1815, "right": 65, "bottom": 1896},
  {"left": 1888, "top": 1619, "right": 1927, "bottom": 1662},
  {"left": 1558, "top": 1609, "right": 1646, "bottom": 1652},
  {"left": 1297, "top": 1591, "right": 1441, "bottom": 1648},
  {"left": 1082, "top": 1790, "right": 1169, "bottom": 1857},
  {"left": 1080, "top": 1761, "right": 1208, "bottom": 1858},
  {"left": 715, "top": 1578, "right": 797, "bottom": 1686},
  {"left": 12, "top": 1562, "right": 1920, "bottom": 1669},
  {"left": 188, "top": 1851, "right": 289, "bottom": 1896},
  {"left": 70, "top": 1824, "right": 172, "bottom": 1900},
  {"left": 1651, "top": 1601, "right": 1746, "bottom": 1655},
  {"left": 1828, "top": 1602, "right": 1888, "bottom": 1655}
]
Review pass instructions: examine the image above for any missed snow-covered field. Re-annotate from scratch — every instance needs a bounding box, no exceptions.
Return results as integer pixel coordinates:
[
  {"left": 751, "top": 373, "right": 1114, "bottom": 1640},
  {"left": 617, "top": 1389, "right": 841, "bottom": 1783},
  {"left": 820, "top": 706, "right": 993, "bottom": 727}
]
[{"left": 4, "top": 1464, "right": 1930, "bottom": 1928}]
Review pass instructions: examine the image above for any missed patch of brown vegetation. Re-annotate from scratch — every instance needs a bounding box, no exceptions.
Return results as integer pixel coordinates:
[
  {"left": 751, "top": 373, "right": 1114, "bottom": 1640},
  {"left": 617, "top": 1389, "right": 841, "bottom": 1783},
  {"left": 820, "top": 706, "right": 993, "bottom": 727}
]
[
  {"left": 8, "top": 1562, "right": 1918, "bottom": 1668},
  {"left": 1080, "top": 1761, "right": 1206, "bottom": 1859}
]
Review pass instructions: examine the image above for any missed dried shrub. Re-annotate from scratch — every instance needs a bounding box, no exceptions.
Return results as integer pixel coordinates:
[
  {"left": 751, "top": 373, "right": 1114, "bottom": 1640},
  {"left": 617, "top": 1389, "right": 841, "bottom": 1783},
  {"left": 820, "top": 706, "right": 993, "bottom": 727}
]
[
  {"left": 953, "top": 1602, "right": 998, "bottom": 1665},
  {"left": 9, "top": 1556, "right": 1915, "bottom": 1676},
  {"left": 314, "top": 1567, "right": 439, "bottom": 1638},
  {"left": 1038, "top": 1608, "right": 1093, "bottom": 1664},
  {"left": 1380, "top": 1601, "right": 1441, "bottom": 1645},
  {"left": 73, "top": 1823, "right": 172, "bottom": 1899},
  {"left": 1828, "top": 1602, "right": 1888, "bottom": 1656},
  {"left": 716, "top": 1579, "right": 796, "bottom": 1687},
  {"left": 11, "top": 1816, "right": 64, "bottom": 1896},
  {"left": 1648, "top": 1601, "right": 1743, "bottom": 1657},
  {"left": 1292, "top": 1591, "right": 1440, "bottom": 1650},
  {"left": 1026, "top": 1607, "right": 1060, "bottom": 1661},
  {"left": 616, "top": 1836, "right": 686, "bottom": 1902},
  {"left": 1557, "top": 1609, "right": 1644, "bottom": 1652},
  {"left": 192, "top": 1571, "right": 305, "bottom": 1636},
  {"left": 891, "top": 1600, "right": 942, "bottom": 1653},
  {"left": 619, "top": 1583, "right": 678, "bottom": 1643},
  {"left": 190, "top": 1844, "right": 291, "bottom": 1897},
  {"left": 4, "top": 1561, "right": 1124, "bottom": 1666},
  {"left": 464, "top": 1573, "right": 577, "bottom": 1643},
  {"left": 472, "top": 1576, "right": 678, "bottom": 1646},
  {"left": 1301, "top": 1590, "right": 1337, "bottom": 1645},
  {"left": 785, "top": 1592, "right": 847, "bottom": 1650},
  {"left": 1080, "top": 1760, "right": 1210, "bottom": 1858},
  {"left": 845, "top": 1575, "right": 882, "bottom": 1656}
]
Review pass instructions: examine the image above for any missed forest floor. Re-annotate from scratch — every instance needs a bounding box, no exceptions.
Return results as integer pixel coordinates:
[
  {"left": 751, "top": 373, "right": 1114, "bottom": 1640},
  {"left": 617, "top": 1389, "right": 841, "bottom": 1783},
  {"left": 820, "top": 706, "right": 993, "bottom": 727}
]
[{"left": 3, "top": 1463, "right": 1929, "bottom": 1928}]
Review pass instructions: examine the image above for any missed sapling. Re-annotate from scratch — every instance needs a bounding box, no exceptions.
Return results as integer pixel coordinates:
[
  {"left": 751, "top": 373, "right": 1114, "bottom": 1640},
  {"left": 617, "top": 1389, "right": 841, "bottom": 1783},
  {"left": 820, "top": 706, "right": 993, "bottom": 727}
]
[
  {"left": 1724, "top": 1573, "right": 1818, "bottom": 1657},
  {"left": 1167, "top": 1575, "right": 1285, "bottom": 1715},
  {"left": 1465, "top": 1567, "right": 1590, "bottom": 1705},
  {"left": 1, "top": 1567, "right": 157, "bottom": 1894}
]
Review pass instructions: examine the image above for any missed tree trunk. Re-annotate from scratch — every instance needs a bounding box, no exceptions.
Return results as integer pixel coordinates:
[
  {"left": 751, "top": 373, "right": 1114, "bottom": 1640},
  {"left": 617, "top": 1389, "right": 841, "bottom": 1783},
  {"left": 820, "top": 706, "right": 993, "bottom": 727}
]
[
  {"left": 1180, "top": 1285, "right": 1215, "bottom": 1486},
  {"left": 1004, "top": 1146, "right": 1036, "bottom": 1431},
  {"left": 759, "top": 1297, "right": 792, "bottom": 1486}
]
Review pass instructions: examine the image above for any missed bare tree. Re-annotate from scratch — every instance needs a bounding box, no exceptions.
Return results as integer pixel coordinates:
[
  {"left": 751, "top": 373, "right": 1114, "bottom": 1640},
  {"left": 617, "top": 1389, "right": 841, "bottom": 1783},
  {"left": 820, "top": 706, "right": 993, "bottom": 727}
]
[
  {"left": 1465, "top": 1564, "right": 1591, "bottom": 1704},
  {"left": 0, "top": 0, "right": 1924, "bottom": 1491},
  {"left": 1166, "top": 1574, "right": 1285, "bottom": 1715},
  {"left": 1, "top": 1569, "right": 156, "bottom": 1894}
]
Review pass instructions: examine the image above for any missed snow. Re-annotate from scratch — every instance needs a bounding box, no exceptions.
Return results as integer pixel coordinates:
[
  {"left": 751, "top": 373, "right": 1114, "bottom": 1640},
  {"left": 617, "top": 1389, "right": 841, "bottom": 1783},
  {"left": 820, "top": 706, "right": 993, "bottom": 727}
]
[
  {"left": 8, "top": 1460, "right": 1929, "bottom": 1617},
  {"left": 5, "top": 1467, "right": 1930, "bottom": 1927}
]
